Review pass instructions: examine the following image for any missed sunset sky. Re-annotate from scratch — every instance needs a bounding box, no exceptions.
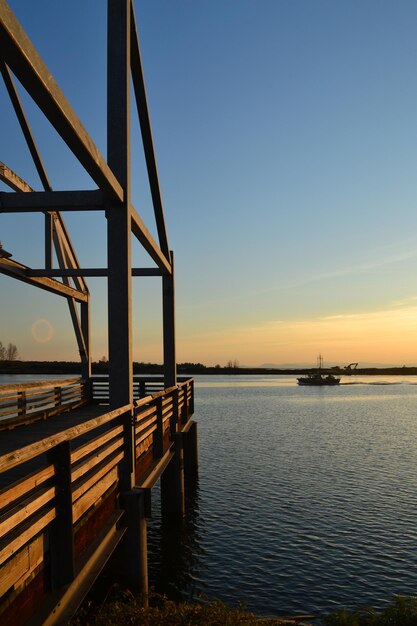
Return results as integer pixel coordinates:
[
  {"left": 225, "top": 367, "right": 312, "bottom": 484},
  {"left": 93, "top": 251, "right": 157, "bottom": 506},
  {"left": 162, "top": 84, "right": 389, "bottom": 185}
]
[{"left": 1, "top": 0, "right": 416, "bottom": 366}]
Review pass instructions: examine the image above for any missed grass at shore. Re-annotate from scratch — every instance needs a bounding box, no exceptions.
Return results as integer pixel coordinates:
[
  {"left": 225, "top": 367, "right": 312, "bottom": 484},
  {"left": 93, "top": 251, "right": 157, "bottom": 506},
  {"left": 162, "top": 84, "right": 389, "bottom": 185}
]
[
  {"left": 70, "top": 590, "right": 312, "bottom": 625},
  {"left": 71, "top": 592, "right": 417, "bottom": 625},
  {"left": 323, "top": 595, "right": 417, "bottom": 625}
]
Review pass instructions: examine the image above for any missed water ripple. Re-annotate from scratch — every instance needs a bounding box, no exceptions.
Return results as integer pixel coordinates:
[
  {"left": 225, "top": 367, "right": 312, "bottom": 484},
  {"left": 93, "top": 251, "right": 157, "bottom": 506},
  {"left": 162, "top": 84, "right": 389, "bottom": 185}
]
[{"left": 148, "top": 376, "right": 417, "bottom": 617}]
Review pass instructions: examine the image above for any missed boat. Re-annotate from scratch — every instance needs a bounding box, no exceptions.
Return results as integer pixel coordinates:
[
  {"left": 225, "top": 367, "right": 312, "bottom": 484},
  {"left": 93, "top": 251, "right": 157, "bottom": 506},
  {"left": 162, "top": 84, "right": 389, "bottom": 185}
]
[{"left": 297, "top": 355, "right": 341, "bottom": 386}]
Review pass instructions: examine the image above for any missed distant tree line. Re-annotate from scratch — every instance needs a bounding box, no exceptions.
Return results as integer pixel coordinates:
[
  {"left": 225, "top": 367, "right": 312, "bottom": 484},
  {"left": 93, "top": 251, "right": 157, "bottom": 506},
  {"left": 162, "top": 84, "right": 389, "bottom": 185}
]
[{"left": 0, "top": 341, "right": 19, "bottom": 361}]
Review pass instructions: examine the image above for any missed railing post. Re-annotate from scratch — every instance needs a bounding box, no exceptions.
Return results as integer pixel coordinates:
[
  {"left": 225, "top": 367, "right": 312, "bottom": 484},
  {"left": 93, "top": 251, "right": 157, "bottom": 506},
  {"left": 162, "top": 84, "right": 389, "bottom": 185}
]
[
  {"left": 48, "top": 440, "right": 74, "bottom": 589},
  {"left": 54, "top": 385, "right": 62, "bottom": 408},
  {"left": 189, "top": 379, "right": 194, "bottom": 415},
  {"left": 182, "top": 386, "right": 189, "bottom": 425},
  {"left": 17, "top": 391, "right": 26, "bottom": 416},
  {"left": 139, "top": 379, "right": 146, "bottom": 398},
  {"left": 170, "top": 387, "right": 179, "bottom": 439},
  {"left": 153, "top": 397, "right": 163, "bottom": 458},
  {"left": 120, "top": 408, "right": 135, "bottom": 491}
]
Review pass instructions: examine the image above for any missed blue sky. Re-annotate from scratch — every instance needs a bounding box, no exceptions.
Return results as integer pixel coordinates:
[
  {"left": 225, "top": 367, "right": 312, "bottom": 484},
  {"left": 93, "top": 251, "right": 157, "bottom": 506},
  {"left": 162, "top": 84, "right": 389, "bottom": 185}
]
[{"left": 1, "top": 0, "right": 416, "bottom": 366}]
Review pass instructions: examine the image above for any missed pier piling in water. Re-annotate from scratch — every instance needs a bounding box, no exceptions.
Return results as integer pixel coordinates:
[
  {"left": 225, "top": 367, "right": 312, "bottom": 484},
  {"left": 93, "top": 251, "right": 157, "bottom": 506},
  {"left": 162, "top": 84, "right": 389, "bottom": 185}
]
[
  {"left": 120, "top": 488, "right": 149, "bottom": 601},
  {"left": 161, "top": 432, "right": 185, "bottom": 517}
]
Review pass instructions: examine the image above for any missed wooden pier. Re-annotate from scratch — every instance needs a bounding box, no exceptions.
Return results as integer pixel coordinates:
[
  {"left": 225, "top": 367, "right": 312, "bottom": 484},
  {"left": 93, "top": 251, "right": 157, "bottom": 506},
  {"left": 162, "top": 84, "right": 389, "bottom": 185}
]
[
  {"left": 0, "top": 0, "right": 197, "bottom": 622},
  {"left": 0, "top": 376, "right": 196, "bottom": 625}
]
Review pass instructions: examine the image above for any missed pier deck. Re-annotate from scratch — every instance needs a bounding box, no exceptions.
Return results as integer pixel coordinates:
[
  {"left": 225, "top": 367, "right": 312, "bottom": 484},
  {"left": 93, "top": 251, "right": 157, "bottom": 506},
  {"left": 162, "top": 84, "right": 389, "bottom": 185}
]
[{"left": 0, "top": 376, "right": 196, "bottom": 625}]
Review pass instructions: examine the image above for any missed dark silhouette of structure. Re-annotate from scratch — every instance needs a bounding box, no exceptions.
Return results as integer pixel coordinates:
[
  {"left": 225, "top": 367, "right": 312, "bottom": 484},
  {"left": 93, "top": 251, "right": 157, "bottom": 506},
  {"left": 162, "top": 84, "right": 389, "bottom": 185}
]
[{"left": 0, "top": 1, "right": 197, "bottom": 623}]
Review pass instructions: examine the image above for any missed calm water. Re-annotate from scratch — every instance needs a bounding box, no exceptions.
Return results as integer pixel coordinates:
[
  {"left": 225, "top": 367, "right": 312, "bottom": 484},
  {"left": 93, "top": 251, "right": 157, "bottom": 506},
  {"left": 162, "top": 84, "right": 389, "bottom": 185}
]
[
  {"left": 2, "top": 374, "right": 417, "bottom": 617},
  {"left": 149, "top": 375, "right": 417, "bottom": 617}
]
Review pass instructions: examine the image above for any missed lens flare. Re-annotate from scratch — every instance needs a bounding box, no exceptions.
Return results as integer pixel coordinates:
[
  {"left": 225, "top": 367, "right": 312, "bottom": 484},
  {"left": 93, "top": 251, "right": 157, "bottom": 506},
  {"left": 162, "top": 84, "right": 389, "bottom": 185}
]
[{"left": 31, "top": 319, "right": 54, "bottom": 343}]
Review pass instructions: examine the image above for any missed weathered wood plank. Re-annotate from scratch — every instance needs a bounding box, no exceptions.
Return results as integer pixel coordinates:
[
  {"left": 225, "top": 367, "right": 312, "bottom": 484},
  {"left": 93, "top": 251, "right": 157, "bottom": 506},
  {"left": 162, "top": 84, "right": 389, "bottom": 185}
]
[
  {"left": 136, "top": 423, "right": 157, "bottom": 447},
  {"left": 0, "top": 465, "right": 54, "bottom": 511},
  {"left": 0, "top": 507, "right": 55, "bottom": 567},
  {"left": 135, "top": 404, "right": 157, "bottom": 421},
  {"left": 0, "top": 378, "right": 81, "bottom": 394},
  {"left": 71, "top": 424, "right": 123, "bottom": 465},
  {"left": 72, "top": 452, "right": 123, "bottom": 503},
  {"left": 72, "top": 468, "right": 118, "bottom": 523},
  {"left": 72, "top": 438, "right": 123, "bottom": 483},
  {"left": 0, "top": 486, "right": 55, "bottom": 540},
  {"left": 0, "top": 534, "right": 43, "bottom": 596},
  {"left": 135, "top": 411, "right": 157, "bottom": 431}
]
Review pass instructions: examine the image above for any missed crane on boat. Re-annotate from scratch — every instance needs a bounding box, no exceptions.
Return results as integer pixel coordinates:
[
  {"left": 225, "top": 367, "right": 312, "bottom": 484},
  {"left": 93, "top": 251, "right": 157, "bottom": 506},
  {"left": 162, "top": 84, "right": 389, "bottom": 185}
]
[{"left": 344, "top": 362, "right": 358, "bottom": 373}]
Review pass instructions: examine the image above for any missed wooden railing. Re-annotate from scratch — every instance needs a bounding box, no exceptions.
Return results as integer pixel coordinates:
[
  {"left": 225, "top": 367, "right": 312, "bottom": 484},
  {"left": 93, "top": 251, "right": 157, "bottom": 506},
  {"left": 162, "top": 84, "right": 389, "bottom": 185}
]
[
  {"left": 91, "top": 375, "right": 193, "bottom": 402},
  {"left": 0, "top": 379, "right": 194, "bottom": 616},
  {"left": 134, "top": 379, "right": 194, "bottom": 472},
  {"left": 0, "top": 403, "right": 130, "bottom": 608},
  {"left": 0, "top": 378, "right": 89, "bottom": 430}
]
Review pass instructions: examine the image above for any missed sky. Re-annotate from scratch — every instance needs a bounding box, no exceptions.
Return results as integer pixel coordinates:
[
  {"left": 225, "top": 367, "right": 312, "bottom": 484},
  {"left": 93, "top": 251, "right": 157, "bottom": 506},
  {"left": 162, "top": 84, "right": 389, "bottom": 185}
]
[{"left": 0, "top": 0, "right": 416, "bottom": 367}]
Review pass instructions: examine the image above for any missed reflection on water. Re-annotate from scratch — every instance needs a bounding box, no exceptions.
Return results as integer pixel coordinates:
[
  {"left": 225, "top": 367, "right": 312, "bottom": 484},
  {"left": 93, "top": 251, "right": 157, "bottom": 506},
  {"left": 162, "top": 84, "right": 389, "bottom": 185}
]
[{"left": 148, "top": 477, "right": 204, "bottom": 601}]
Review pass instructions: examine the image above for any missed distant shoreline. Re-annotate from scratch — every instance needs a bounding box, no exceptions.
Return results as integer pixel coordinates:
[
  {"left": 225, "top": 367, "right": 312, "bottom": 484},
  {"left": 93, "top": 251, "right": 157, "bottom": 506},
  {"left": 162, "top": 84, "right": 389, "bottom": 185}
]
[{"left": 1, "top": 361, "right": 417, "bottom": 376}]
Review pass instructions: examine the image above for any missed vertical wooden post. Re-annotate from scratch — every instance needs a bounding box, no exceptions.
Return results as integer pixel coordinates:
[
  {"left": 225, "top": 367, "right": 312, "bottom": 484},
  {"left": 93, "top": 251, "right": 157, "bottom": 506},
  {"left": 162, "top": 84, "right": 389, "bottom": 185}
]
[
  {"left": 163, "top": 251, "right": 176, "bottom": 388},
  {"left": 48, "top": 441, "right": 74, "bottom": 589},
  {"left": 54, "top": 385, "right": 62, "bottom": 408},
  {"left": 170, "top": 386, "right": 179, "bottom": 438},
  {"left": 182, "top": 386, "right": 189, "bottom": 425},
  {"left": 161, "top": 433, "right": 185, "bottom": 517},
  {"left": 189, "top": 379, "right": 194, "bottom": 415},
  {"left": 153, "top": 396, "right": 163, "bottom": 458},
  {"left": 119, "top": 488, "right": 148, "bottom": 603},
  {"left": 107, "top": 0, "right": 133, "bottom": 491},
  {"left": 17, "top": 391, "right": 26, "bottom": 417},
  {"left": 139, "top": 379, "right": 146, "bottom": 398}
]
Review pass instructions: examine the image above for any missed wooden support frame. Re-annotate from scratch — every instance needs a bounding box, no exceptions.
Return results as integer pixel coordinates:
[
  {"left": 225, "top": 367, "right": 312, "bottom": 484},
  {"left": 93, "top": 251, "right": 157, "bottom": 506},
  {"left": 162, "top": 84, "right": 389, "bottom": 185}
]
[
  {"left": 0, "top": 0, "right": 123, "bottom": 202},
  {"left": 0, "top": 256, "right": 88, "bottom": 302},
  {"left": 0, "top": 0, "right": 177, "bottom": 411},
  {"left": 0, "top": 62, "right": 52, "bottom": 192},
  {"left": 0, "top": 1, "right": 190, "bottom": 618}
]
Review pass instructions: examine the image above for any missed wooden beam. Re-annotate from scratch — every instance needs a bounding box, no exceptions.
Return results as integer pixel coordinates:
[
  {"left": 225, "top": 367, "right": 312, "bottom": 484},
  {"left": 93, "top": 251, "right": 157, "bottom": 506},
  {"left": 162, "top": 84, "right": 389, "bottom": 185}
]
[
  {"left": 53, "top": 218, "right": 88, "bottom": 293},
  {"left": 130, "top": 202, "right": 171, "bottom": 275},
  {"left": 0, "top": 256, "right": 88, "bottom": 302},
  {"left": 27, "top": 268, "right": 162, "bottom": 277},
  {"left": 0, "top": 189, "right": 104, "bottom": 211},
  {"left": 52, "top": 227, "right": 88, "bottom": 361},
  {"left": 0, "top": 62, "right": 52, "bottom": 191},
  {"left": 0, "top": 163, "right": 89, "bottom": 293},
  {"left": 130, "top": 2, "right": 170, "bottom": 260},
  {"left": 0, "top": 161, "right": 31, "bottom": 192},
  {"left": 132, "top": 268, "right": 161, "bottom": 277},
  {"left": 0, "top": 0, "right": 123, "bottom": 202},
  {"left": 163, "top": 251, "right": 176, "bottom": 387}
]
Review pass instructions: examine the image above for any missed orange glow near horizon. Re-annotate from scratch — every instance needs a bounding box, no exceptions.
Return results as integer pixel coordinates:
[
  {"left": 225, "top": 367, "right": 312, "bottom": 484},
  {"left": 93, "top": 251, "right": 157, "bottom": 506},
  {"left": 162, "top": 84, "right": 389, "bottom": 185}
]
[{"left": 176, "top": 302, "right": 417, "bottom": 366}]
